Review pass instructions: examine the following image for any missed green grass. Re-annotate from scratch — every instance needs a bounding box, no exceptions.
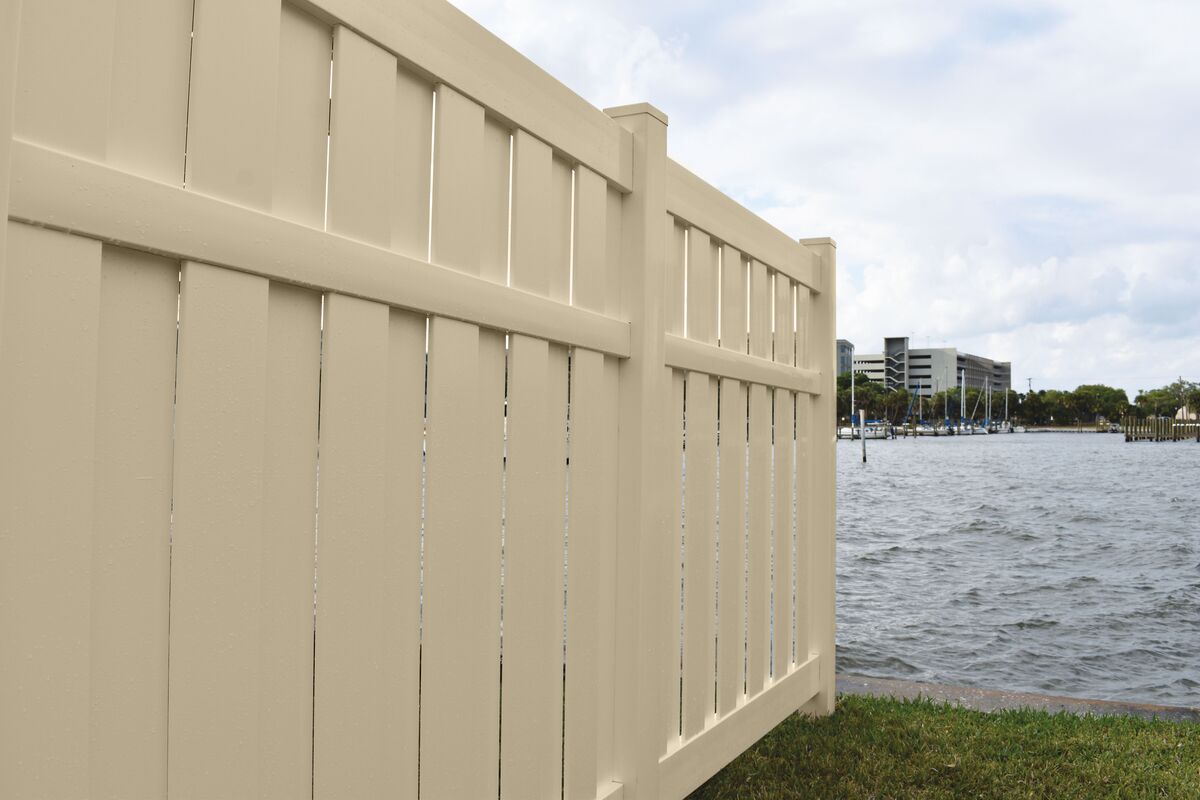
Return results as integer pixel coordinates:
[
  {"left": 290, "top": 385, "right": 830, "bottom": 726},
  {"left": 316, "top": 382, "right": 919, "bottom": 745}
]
[{"left": 687, "top": 695, "right": 1200, "bottom": 799}]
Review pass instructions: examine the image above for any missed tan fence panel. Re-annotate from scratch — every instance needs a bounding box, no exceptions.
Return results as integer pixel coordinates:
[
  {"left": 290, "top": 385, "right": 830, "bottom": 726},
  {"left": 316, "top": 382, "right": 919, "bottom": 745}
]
[{"left": 3, "top": 3, "right": 836, "bottom": 798}]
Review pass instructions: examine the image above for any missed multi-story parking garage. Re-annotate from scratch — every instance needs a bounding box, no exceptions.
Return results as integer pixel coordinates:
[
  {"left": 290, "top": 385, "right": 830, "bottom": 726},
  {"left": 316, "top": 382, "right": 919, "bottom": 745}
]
[{"left": 852, "top": 337, "right": 1011, "bottom": 397}]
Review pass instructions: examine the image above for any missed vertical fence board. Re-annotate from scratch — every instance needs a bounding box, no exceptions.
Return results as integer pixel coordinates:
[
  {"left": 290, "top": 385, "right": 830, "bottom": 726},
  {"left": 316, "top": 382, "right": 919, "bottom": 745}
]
[
  {"left": 715, "top": 376, "right": 747, "bottom": 716},
  {"left": 0, "top": 224, "right": 101, "bottom": 799},
  {"left": 597, "top": 355, "right": 622, "bottom": 783},
  {"left": 186, "top": 0, "right": 281, "bottom": 208},
  {"left": 716, "top": 241, "right": 748, "bottom": 715},
  {"left": 550, "top": 156, "right": 574, "bottom": 302},
  {"left": 573, "top": 166, "right": 608, "bottom": 314},
  {"left": 564, "top": 347, "right": 608, "bottom": 800},
  {"left": 89, "top": 246, "right": 177, "bottom": 800},
  {"left": 431, "top": 84, "right": 484, "bottom": 273},
  {"left": 605, "top": 186, "right": 623, "bottom": 316},
  {"left": 392, "top": 67, "right": 434, "bottom": 259},
  {"left": 666, "top": 368, "right": 685, "bottom": 747},
  {"left": 772, "top": 388, "right": 795, "bottom": 679},
  {"left": 795, "top": 287, "right": 812, "bottom": 369},
  {"left": 386, "top": 309, "right": 427, "bottom": 799},
  {"left": 746, "top": 259, "right": 772, "bottom": 696},
  {"left": 746, "top": 382, "right": 771, "bottom": 697},
  {"left": 720, "top": 245, "right": 746, "bottom": 353},
  {"left": 774, "top": 274, "right": 793, "bottom": 367},
  {"left": 422, "top": 317, "right": 504, "bottom": 799},
  {"left": 686, "top": 228, "right": 716, "bottom": 345},
  {"left": 502, "top": 334, "right": 567, "bottom": 800},
  {"left": 313, "top": 293, "right": 406, "bottom": 798},
  {"left": 168, "top": 262, "right": 270, "bottom": 799},
  {"left": 329, "top": 25, "right": 397, "bottom": 244},
  {"left": 794, "top": 393, "right": 813, "bottom": 663},
  {"left": 13, "top": 0, "right": 114, "bottom": 160},
  {"left": 666, "top": 218, "right": 686, "bottom": 336},
  {"left": 108, "top": 0, "right": 193, "bottom": 182},
  {"left": 260, "top": 282, "right": 322, "bottom": 800},
  {"left": 273, "top": 4, "right": 332, "bottom": 228},
  {"left": 480, "top": 117, "right": 512, "bottom": 284},
  {"left": 682, "top": 371, "right": 717, "bottom": 738},
  {"left": 511, "top": 129, "right": 553, "bottom": 292}
]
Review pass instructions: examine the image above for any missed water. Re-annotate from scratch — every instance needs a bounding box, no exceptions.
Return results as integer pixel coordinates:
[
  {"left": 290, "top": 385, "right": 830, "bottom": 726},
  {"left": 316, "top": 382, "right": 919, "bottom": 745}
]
[{"left": 837, "top": 432, "right": 1200, "bottom": 707}]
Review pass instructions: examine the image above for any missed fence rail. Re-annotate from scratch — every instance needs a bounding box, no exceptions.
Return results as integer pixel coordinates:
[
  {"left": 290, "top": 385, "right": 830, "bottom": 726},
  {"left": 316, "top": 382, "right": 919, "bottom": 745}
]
[{"left": 0, "top": 2, "right": 835, "bottom": 799}]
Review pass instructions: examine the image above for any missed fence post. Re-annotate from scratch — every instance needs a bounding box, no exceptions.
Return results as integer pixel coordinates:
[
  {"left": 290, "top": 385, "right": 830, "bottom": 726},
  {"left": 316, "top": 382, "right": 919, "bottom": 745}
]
[
  {"left": 606, "top": 102, "right": 670, "bottom": 800},
  {"left": 798, "top": 238, "right": 837, "bottom": 716}
]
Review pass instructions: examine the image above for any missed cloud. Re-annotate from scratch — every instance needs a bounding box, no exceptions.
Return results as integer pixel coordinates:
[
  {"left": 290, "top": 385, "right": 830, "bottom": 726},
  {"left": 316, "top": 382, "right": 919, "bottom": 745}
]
[{"left": 448, "top": 0, "right": 1200, "bottom": 397}]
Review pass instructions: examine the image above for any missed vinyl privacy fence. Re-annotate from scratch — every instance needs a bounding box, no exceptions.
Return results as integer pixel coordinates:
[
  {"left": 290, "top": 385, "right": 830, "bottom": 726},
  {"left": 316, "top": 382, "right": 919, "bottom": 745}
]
[{"left": 0, "top": 1, "right": 836, "bottom": 798}]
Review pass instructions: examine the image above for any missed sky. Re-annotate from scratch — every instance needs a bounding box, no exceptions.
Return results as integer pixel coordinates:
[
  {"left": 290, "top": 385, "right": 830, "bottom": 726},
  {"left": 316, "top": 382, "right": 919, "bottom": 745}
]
[{"left": 449, "top": 0, "right": 1199, "bottom": 399}]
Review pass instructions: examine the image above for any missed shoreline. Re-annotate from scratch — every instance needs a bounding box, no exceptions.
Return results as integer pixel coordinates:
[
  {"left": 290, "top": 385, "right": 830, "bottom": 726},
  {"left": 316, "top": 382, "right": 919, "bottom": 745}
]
[{"left": 836, "top": 674, "right": 1200, "bottom": 723}]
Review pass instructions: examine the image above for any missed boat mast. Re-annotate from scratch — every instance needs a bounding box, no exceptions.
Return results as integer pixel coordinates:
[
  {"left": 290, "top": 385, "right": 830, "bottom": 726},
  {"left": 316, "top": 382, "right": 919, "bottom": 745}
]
[
  {"left": 960, "top": 368, "right": 966, "bottom": 426},
  {"left": 850, "top": 364, "right": 856, "bottom": 426}
]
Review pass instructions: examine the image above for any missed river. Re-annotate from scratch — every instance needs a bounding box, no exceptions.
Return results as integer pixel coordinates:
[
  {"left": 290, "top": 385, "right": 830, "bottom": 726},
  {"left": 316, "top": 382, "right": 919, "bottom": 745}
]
[{"left": 836, "top": 431, "right": 1200, "bottom": 707}]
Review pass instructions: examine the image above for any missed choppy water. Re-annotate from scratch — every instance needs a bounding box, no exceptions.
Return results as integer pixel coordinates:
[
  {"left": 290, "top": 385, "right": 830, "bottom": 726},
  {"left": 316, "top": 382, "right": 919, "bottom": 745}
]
[{"left": 837, "top": 432, "right": 1200, "bottom": 707}]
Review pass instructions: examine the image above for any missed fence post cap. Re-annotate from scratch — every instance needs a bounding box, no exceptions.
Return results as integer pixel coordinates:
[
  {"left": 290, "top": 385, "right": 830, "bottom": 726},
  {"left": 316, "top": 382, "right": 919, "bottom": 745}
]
[
  {"left": 799, "top": 236, "right": 837, "bottom": 249},
  {"left": 604, "top": 102, "right": 669, "bottom": 126}
]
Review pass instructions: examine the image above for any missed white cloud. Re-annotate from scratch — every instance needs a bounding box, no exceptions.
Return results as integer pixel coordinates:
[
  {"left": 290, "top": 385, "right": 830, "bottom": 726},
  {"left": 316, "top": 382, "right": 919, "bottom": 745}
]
[{"left": 449, "top": 0, "right": 1200, "bottom": 397}]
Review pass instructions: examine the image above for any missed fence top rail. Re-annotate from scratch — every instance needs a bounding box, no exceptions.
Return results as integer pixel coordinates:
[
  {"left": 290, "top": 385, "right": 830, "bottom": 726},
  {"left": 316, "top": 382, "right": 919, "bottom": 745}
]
[
  {"left": 666, "top": 158, "right": 823, "bottom": 294},
  {"left": 296, "top": 0, "right": 633, "bottom": 191}
]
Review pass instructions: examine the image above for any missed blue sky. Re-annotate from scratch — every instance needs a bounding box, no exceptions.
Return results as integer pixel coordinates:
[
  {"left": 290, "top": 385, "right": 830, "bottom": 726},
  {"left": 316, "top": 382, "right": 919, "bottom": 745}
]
[{"left": 451, "top": 0, "right": 1200, "bottom": 398}]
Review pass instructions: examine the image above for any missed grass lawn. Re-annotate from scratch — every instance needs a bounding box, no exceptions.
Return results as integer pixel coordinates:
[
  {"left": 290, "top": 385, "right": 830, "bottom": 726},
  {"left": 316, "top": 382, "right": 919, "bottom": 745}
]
[{"left": 687, "top": 695, "right": 1200, "bottom": 799}]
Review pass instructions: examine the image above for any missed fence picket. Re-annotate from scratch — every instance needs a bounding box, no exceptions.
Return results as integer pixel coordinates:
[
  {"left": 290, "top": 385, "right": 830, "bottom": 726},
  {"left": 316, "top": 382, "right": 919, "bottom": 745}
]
[
  {"left": 185, "top": 0, "right": 282, "bottom": 208},
  {"left": 168, "top": 262, "right": 270, "bottom": 798},
  {"left": 392, "top": 67, "right": 435, "bottom": 258},
  {"left": 109, "top": 0, "right": 194, "bottom": 181},
  {"left": 0, "top": 225, "right": 102, "bottom": 799},
  {"left": 313, "top": 294, "right": 410, "bottom": 798},
  {"left": 422, "top": 318, "right": 505, "bottom": 799},
  {"left": 273, "top": 5, "right": 332, "bottom": 227},
  {"left": 502, "top": 335, "right": 569, "bottom": 799},
  {"left": 564, "top": 347, "right": 612, "bottom": 799},
  {"left": 13, "top": 0, "right": 115, "bottom": 160},
  {"left": 89, "top": 246, "right": 179, "bottom": 799},
  {"left": 746, "top": 259, "right": 773, "bottom": 696},
  {"left": 329, "top": 25, "right": 398, "bottom": 243}
]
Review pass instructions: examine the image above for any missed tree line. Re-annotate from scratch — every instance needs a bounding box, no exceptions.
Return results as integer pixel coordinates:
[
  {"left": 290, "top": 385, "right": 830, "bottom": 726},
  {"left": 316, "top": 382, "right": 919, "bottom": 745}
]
[{"left": 837, "top": 375, "right": 1200, "bottom": 425}]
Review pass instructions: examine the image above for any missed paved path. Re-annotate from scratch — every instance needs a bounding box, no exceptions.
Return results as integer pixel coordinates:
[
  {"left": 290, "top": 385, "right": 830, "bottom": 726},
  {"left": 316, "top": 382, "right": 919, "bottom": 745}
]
[{"left": 837, "top": 674, "right": 1200, "bottom": 724}]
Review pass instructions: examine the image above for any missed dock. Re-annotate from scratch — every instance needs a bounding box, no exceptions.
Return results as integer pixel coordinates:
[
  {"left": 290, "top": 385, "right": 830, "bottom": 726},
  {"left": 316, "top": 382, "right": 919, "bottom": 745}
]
[{"left": 1122, "top": 416, "right": 1200, "bottom": 442}]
